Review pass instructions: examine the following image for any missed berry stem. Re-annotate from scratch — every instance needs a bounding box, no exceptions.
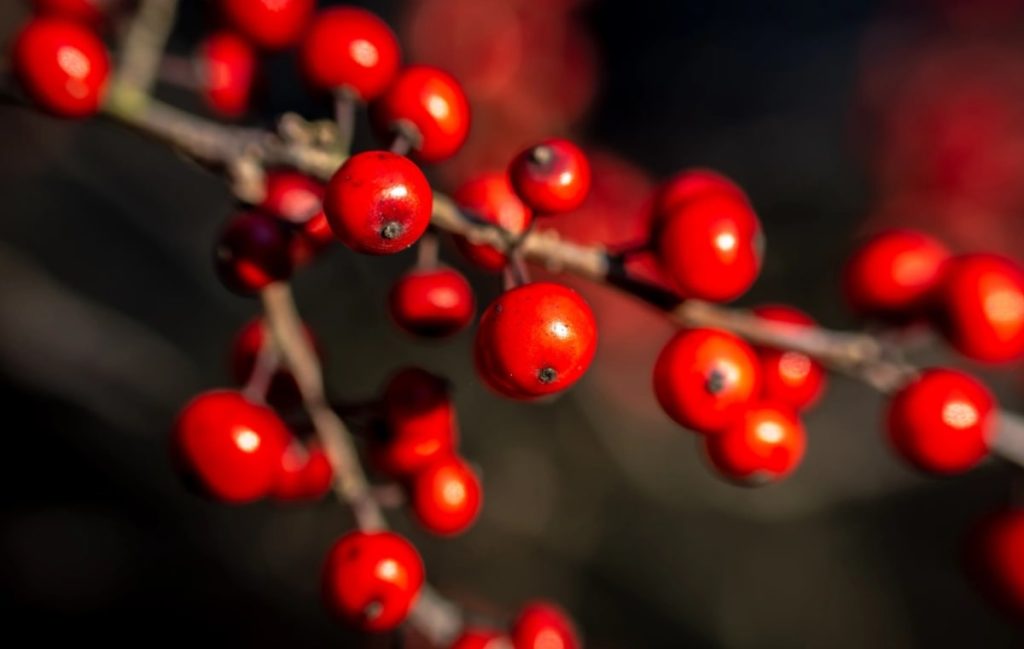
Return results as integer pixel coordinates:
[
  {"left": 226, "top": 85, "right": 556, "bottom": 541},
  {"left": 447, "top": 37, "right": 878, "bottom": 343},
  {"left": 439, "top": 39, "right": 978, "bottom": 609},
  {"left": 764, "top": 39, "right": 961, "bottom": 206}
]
[
  {"left": 242, "top": 336, "right": 279, "bottom": 403},
  {"left": 333, "top": 88, "right": 356, "bottom": 155},
  {"left": 390, "top": 131, "right": 413, "bottom": 156},
  {"left": 108, "top": 0, "right": 179, "bottom": 115},
  {"left": 416, "top": 230, "right": 440, "bottom": 270}
]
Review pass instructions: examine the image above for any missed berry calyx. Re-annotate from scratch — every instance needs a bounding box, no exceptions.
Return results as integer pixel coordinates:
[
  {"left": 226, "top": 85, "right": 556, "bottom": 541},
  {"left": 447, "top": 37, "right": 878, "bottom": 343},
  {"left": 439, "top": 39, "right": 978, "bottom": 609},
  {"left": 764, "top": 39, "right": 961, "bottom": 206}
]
[
  {"left": 966, "top": 509, "right": 1024, "bottom": 620},
  {"left": 230, "top": 317, "right": 320, "bottom": 408},
  {"left": 886, "top": 368, "right": 996, "bottom": 474},
  {"left": 752, "top": 305, "right": 826, "bottom": 411},
  {"left": 322, "top": 530, "right": 424, "bottom": 631},
  {"left": 450, "top": 629, "right": 511, "bottom": 649},
  {"left": 653, "top": 328, "right": 761, "bottom": 434},
  {"left": 410, "top": 456, "right": 482, "bottom": 536},
  {"left": 273, "top": 440, "right": 333, "bottom": 501},
  {"left": 508, "top": 138, "right": 591, "bottom": 215},
  {"left": 655, "top": 193, "right": 762, "bottom": 302},
  {"left": 389, "top": 267, "right": 475, "bottom": 338},
  {"left": 219, "top": 0, "right": 313, "bottom": 51},
  {"left": 12, "top": 17, "right": 110, "bottom": 118},
  {"left": 324, "top": 151, "right": 432, "bottom": 254},
  {"left": 371, "top": 65, "right": 471, "bottom": 162},
  {"left": 371, "top": 367, "right": 458, "bottom": 477},
  {"left": 511, "top": 601, "right": 580, "bottom": 649},
  {"left": 300, "top": 7, "right": 400, "bottom": 102},
  {"left": 197, "top": 31, "right": 256, "bottom": 119},
  {"left": 703, "top": 401, "right": 806, "bottom": 485},
  {"left": 214, "top": 211, "right": 294, "bottom": 294},
  {"left": 453, "top": 173, "right": 532, "bottom": 272},
  {"left": 934, "top": 253, "right": 1024, "bottom": 363},
  {"left": 843, "top": 229, "right": 951, "bottom": 319},
  {"left": 172, "top": 390, "right": 290, "bottom": 503},
  {"left": 474, "top": 283, "right": 597, "bottom": 400},
  {"left": 653, "top": 168, "right": 747, "bottom": 222}
]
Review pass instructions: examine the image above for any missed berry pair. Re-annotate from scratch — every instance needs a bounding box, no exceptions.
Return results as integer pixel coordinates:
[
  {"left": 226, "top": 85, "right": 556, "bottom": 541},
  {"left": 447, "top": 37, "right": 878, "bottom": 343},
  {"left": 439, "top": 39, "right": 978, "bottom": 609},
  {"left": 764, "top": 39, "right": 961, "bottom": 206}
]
[{"left": 450, "top": 601, "right": 580, "bottom": 649}]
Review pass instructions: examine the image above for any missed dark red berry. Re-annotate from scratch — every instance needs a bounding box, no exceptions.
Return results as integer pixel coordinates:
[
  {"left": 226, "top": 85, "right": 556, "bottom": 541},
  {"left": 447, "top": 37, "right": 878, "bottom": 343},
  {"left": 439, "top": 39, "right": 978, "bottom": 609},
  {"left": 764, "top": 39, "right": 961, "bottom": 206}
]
[
  {"left": 197, "top": 31, "right": 256, "bottom": 119},
  {"left": 214, "top": 211, "right": 294, "bottom": 294},
  {"left": 371, "top": 367, "right": 458, "bottom": 477},
  {"left": 372, "top": 65, "right": 471, "bottom": 162},
  {"left": 32, "top": 0, "right": 108, "bottom": 25},
  {"left": 301, "top": 7, "right": 400, "bottom": 101},
  {"left": 653, "top": 168, "right": 747, "bottom": 223},
  {"left": 450, "top": 628, "right": 511, "bottom": 649},
  {"left": 390, "top": 267, "right": 475, "bottom": 338},
  {"left": 273, "top": 440, "right": 333, "bottom": 501},
  {"left": 219, "top": 0, "right": 314, "bottom": 51},
  {"left": 966, "top": 509, "right": 1024, "bottom": 620},
  {"left": 509, "top": 138, "right": 591, "bottom": 215},
  {"left": 511, "top": 601, "right": 580, "bottom": 649},
  {"left": 229, "top": 317, "right": 320, "bottom": 408},
  {"left": 453, "top": 173, "right": 533, "bottom": 272}
]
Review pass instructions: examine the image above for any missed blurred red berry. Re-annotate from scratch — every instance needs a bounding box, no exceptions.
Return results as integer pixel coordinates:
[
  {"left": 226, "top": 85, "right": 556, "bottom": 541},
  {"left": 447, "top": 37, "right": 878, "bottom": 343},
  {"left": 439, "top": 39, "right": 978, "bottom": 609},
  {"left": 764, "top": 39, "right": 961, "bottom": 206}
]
[
  {"left": 653, "top": 328, "right": 761, "bottom": 434},
  {"left": 511, "top": 601, "right": 580, "bottom": 649},
  {"left": 371, "top": 368, "right": 458, "bottom": 477},
  {"left": 450, "top": 628, "right": 511, "bottom": 649},
  {"left": 389, "top": 267, "right": 475, "bottom": 338},
  {"left": 260, "top": 171, "right": 333, "bottom": 260},
  {"left": 32, "top": 0, "right": 108, "bottom": 25},
  {"left": 752, "top": 306, "right": 827, "bottom": 411},
  {"left": 372, "top": 65, "right": 471, "bottom": 162},
  {"left": 197, "top": 31, "right": 255, "bottom": 119},
  {"left": 934, "top": 253, "right": 1024, "bottom": 363},
  {"left": 703, "top": 401, "right": 806, "bottom": 485},
  {"left": 886, "top": 368, "right": 996, "bottom": 474},
  {"left": 453, "top": 173, "right": 533, "bottom": 272},
  {"left": 219, "top": 0, "right": 313, "bottom": 51},
  {"left": 655, "top": 194, "right": 762, "bottom": 302},
  {"left": 474, "top": 283, "right": 597, "bottom": 400},
  {"left": 322, "top": 531, "right": 424, "bottom": 631},
  {"left": 509, "top": 138, "right": 591, "bottom": 214},
  {"left": 172, "top": 390, "right": 290, "bottom": 503},
  {"left": 653, "top": 168, "right": 747, "bottom": 223},
  {"left": 214, "top": 211, "right": 294, "bottom": 294},
  {"left": 273, "top": 440, "right": 333, "bottom": 501},
  {"left": 967, "top": 509, "right": 1024, "bottom": 621},
  {"left": 229, "top": 317, "right": 319, "bottom": 408},
  {"left": 410, "top": 455, "right": 482, "bottom": 536},
  {"left": 301, "top": 7, "right": 400, "bottom": 101},
  {"left": 324, "top": 151, "right": 432, "bottom": 254},
  {"left": 12, "top": 17, "right": 109, "bottom": 118},
  {"left": 843, "top": 229, "right": 951, "bottom": 319}
]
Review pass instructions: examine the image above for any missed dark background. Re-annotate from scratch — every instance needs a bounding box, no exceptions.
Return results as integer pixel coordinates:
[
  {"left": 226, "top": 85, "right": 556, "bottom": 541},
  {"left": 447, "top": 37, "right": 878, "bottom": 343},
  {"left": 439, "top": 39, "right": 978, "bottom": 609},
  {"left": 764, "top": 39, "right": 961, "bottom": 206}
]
[{"left": 1, "top": 0, "right": 1022, "bottom": 647}]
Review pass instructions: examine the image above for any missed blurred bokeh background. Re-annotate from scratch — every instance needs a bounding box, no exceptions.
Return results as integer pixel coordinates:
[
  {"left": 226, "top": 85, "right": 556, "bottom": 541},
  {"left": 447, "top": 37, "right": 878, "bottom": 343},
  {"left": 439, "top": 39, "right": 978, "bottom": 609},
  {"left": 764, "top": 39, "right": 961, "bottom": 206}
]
[{"left": 1, "top": 0, "right": 1023, "bottom": 646}]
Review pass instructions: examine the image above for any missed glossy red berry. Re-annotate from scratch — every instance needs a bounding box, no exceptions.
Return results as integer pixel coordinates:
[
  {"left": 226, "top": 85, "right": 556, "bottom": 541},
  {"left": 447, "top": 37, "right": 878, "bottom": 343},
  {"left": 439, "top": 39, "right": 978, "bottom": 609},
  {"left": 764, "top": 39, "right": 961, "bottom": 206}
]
[
  {"left": 371, "top": 368, "right": 458, "bottom": 477},
  {"left": 653, "top": 328, "right": 761, "bottom": 434},
  {"left": 843, "top": 229, "right": 951, "bottom": 319},
  {"left": 372, "top": 65, "right": 471, "bottom": 163},
  {"left": 967, "top": 509, "right": 1024, "bottom": 620},
  {"left": 703, "top": 401, "right": 806, "bottom": 485},
  {"left": 511, "top": 601, "right": 580, "bottom": 649},
  {"left": 261, "top": 171, "right": 333, "bottom": 262},
  {"left": 655, "top": 194, "right": 762, "bottom": 302},
  {"left": 230, "top": 317, "right": 319, "bottom": 408},
  {"left": 653, "top": 168, "right": 747, "bottom": 222},
  {"left": 474, "top": 283, "right": 597, "bottom": 400},
  {"left": 197, "top": 31, "right": 255, "bottom": 119},
  {"left": 172, "top": 390, "right": 290, "bottom": 503},
  {"left": 453, "top": 173, "right": 533, "bottom": 272},
  {"left": 322, "top": 531, "right": 424, "bottom": 631},
  {"left": 752, "top": 306, "right": 826, "bottom": 411},
  {"left": 32, "top": 0, "right": 107, "bottom": 25},
  {"left": 273, "top": 440, "right": 332, "bottom": 501},
  {"left": 509, "top": 139, "right": 591, "bottom": 215},
  {"left": 390, "top": 267, "right": 475, "bottom": 338},
  {"left": 12, "top": 18, "right": 109, "bottom": 118},
  {"left": 450, "top": 628, "right": 511, "bottom": 649},
  {"left": 410, "top": 456, "right": 482, "bottom": 536},
  {"left": 886, "top": 368, "right": 996, "bottom": 474},
  {"left": 301, "top": 7, "right": 400, "bottom": 101},
  {"left": 934, "top": 253, "right": 1024, "bottom": 363},
  {"left": 214, "top": 211, "right": 294, "bottom": 294},
  {"left": 324, "top": 151, "right": 432, "bottom": 254},
  {"left": 219, "top": 0, "right": 314, "bottom": 51}
]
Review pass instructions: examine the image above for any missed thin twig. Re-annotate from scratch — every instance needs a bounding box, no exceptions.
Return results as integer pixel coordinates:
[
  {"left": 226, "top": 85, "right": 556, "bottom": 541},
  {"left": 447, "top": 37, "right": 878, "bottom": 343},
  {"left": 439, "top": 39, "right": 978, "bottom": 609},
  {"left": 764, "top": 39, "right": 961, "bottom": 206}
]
[
  {"left": 242, "top": 337, "right": 279, "bottom": 403},
  {"left": 108, "top": 0, "right": 180, "bottom": 115}
]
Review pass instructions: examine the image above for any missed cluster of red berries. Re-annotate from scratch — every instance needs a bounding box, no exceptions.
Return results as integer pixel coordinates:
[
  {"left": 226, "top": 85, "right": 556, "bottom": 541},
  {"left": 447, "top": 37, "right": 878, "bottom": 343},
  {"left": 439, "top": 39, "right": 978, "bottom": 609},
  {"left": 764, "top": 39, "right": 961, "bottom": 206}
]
[{"left": 450, "top": 601, "right": 581, "bottom": 649}]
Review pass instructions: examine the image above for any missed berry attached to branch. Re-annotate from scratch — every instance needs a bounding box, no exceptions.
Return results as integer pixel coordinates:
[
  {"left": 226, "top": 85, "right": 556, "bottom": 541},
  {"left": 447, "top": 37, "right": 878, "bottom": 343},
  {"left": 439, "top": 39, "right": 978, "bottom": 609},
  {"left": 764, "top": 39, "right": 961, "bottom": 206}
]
[
  {"left": 300, "top": 7, "right": 401, "bottom": 102},
  {"left": 509, "top": 138, "right": 591, "bottom": 215},
  {"left": 389, "top": 267, "right": 476, "bottom": 338}
]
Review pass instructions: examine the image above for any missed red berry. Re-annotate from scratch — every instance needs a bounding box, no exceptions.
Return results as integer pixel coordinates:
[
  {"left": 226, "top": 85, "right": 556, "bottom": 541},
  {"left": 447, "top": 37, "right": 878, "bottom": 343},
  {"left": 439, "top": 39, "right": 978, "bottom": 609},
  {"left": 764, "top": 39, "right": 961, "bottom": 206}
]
[
  {"left": 300, "top": 7, "right": 400, "bottom": 101},
  {"left": 653, "top": 328, "right": 761, "bottom": 434},
  {"left": 450, "top": 629, "right": 511, "bottom": 649},
  {"left": 371, "top": 368, "right": 458, "bottom": 477},
  {"left": 273, "top": 440, "right": 333, "bottom": 501},
  {"left": 934, "top": 253, "right": 1024, "bottom": 363},
  {"left": 411, "top": 455, "right": 482, "bottom": 536},
  {"left": 389, "top": 267, "right": 475, "bottom": 338},
  {"left": 752, "top": 306, "right": 826, "bottom": 411},
  {"left": 322, "top": 531, "right": 424, "bottom": 631},
  {"left": 703, "top": 401, "right": 806, "bottom": 485},
  {"left": 453, "top": 173, "right": 533, "bottom": 272},
  {"left": 261, "top": 171, "right": 334, "bottom": 260},
  {"left": 474, "top": 283, "right": 597, "bottom": 399},
  {"left": 32, "top": 0, "right": 107, "bottom": 25},
  {"left": 967, "top": 509, "right": 1024, "bottom": 620},
  {"left": 172, "top": 390, "right": 290, "bottom": 503},
  {"left": 509, "top": 139, "right": 591, "bottom": 215},
  {"left": 655, "top": 194, "right": 762, "bottom": 302},
  {"left": 886, "top": 368, "right": 996, "bottom": 474},
  {"left": 197, "top": 31, "right": 256, "bottom": 119},
  {"left": 219, "top": 0, "right": 313, "bottom": 51},
  {"left": 229, "top": 317, "right": 320, "bottom": 408},
  {"left": 12, "top": 18, "right": 109, "bottom": 118},
  {"left": 324, "top": 151, "right": 432, "bottom": 254},
  {"left": 214, "top": 211, "right": 294, "bottom": 294},
  {"left": 843, "top": 229, "right": 951, "bottom": 319},
  {"left": 511, "top": 601, "right": 580, "bottom": 649},
  {"left": 653, "top": 168, "right": 747, "bottom": 222},
  {"left": 372, "top": 65, "right": 471, "bottom": 162}
]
